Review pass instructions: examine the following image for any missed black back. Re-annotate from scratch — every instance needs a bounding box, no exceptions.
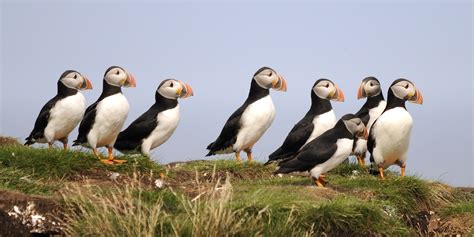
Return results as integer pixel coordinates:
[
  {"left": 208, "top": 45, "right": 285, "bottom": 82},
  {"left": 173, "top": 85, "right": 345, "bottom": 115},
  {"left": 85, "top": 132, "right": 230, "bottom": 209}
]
[
  {"left": 25, "top": 72, "right": 79, "bottom": 145},
  {"left": 206, "top": 73, "right": 270, "bottom": 156},
  {"left": 274, "top": 114, "right": 356, "bottom": 174},
  {"left": 267, "top": 79, "right": 333, "bottom": 163},
  {"left": 114, "top": 89, "right": 178, "bottom": 152},
  {"left": 73, "top": 79, "right": 122, "bottom": 145}
]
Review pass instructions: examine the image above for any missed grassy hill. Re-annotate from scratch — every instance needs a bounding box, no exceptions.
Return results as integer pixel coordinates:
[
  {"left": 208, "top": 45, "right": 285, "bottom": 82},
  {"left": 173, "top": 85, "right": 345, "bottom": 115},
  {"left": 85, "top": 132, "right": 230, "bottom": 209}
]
[{"left": 0, "top": 136, "right": 472, "bottom": 236}]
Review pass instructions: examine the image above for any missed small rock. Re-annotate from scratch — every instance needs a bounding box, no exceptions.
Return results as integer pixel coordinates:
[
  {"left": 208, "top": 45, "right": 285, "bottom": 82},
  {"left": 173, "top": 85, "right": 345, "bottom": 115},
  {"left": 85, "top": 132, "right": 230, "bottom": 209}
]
[
  {"left": 155, "top": 179, "right": 164, "bottom": 188},
  {"left": 109, "top": 172, "right": 120, "bottom": 181},
  {"left": 277, "top": 174, "right": 283, "bottom": 178}
]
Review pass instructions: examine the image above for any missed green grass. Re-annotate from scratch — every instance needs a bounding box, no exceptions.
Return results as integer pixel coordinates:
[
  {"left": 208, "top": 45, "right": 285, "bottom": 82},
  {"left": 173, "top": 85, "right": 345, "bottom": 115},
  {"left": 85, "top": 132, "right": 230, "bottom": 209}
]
[
  {"left": 0, "top": 144, "right": 472, "bottom": 236},
  {"left": 0, "top": 145, "right": 164, "bottom": 195},
  {"left": 440, "top": 198, "right": 474, "bottom": 217}
]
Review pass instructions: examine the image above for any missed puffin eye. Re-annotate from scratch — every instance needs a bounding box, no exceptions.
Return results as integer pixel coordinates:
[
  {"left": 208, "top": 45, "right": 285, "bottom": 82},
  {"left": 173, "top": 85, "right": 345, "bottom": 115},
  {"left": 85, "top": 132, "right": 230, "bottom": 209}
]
[
  {"left": 73, "top": 74, "right": 77, "bottom": 79},
  {"left": 269, "top": 71, "right": 272, "bottom": 77},
  {"left": 325, "top": 83, "right": 329, "bottom": 88},
  {"left": 116, "top": 70, "right": 120, "bottom": 75},
  {"left": 370, "top": 82, "right": 374, "bottom": 86},
  {"left": 404, "top": 84, "right": 409, "bottom": 89},
  {"left": 170, "top": 82, "right": 174, "bottom": 87}
]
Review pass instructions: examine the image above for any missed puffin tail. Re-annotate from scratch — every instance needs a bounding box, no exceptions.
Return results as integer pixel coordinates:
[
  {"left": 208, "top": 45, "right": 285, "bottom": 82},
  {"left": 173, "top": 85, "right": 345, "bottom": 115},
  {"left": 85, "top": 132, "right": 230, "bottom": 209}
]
[{"left": 24, "top": 137, "right": 34, "bottom": 146}]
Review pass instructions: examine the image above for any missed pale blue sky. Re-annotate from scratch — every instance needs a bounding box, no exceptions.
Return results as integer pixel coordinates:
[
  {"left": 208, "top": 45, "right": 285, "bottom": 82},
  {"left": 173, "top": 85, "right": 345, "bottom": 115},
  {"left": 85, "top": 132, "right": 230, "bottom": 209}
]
[{"left": 1, "top": 0, "right": 472, "bottom": 186}]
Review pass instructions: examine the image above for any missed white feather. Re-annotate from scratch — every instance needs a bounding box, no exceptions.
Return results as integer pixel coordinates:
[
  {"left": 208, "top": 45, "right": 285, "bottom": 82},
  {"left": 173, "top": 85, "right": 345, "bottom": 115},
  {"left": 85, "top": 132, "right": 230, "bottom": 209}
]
[
  {"left": 301, "top": 110, "right": 336, "bottom": 148},
  {"left": 87, "top": 93, "right": 129, "bottom": 148},
  {"left": 233, "top": 95, "right": 275, "bottom": 151},
  {"left": 371, "top": 107, "right": 413, "bottom": 168},
  {"left": 309, "top": 138, "right": 353, "bottom": 179},
  {"left": 141, "top": 105, "right": 180, "bottom": 156},
  {"left": 42, "top": 93, "right": 86, "bottom": 143}
]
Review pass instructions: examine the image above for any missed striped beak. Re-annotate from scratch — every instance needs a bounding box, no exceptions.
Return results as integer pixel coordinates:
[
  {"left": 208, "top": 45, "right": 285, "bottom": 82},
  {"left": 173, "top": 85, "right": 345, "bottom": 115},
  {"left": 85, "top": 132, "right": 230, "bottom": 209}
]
[
  {"left": 330, "top": 85, "right": 345, "bottom": 102},
  {"left": 123, "top": 73, "right": 137, "bottom": 88},
  {"left": 271, "top": 74, "right": 287, "bottom": 92},
  {"left": 409, "top": 88, "right": 423, "bottom": 104},
  {"left": 177, "top": 81, "right": 193, "bottom": 98},
  {"left": 357, "top": 83, "right": 366, "bottom": 99},
  {"left": 79, "top": 77, "right": 93, "bottom": 90},
  {"left": 357, "top": 127, "right": 369, "bottom": 140}
]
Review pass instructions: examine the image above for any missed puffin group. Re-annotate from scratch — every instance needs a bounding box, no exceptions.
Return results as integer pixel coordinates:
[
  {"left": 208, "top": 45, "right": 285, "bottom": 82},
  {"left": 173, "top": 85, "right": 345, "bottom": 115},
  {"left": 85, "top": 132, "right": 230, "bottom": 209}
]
[{"left": 25, "top": 66, "right": 422, "bottom": 186}]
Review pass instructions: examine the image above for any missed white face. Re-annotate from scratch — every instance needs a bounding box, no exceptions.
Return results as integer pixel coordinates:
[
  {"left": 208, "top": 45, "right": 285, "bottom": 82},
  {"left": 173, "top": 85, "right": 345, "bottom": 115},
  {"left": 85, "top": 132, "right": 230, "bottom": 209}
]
[
  {"left": 104, "top": 67, "right": 130, "bottom": 87},
  {"left": 362, "top": 79, "right": 381, "bottom": 97},
  {"left": 157, "top": 79, "right": 193, "bottom": 100},
  {"left": 343, "top": 117, "right": 367, "bottom": 138},
  {"left": 104, "top": 66, "right": 137, "bottom": 87},
  {"left": 253, "top": 68, "right": 277, "bottom": 89},
  {"left": 313, "top": 80, "right": 335, "bottom": 100},
  {"left": 60, "top": 71, "right": 90, "bottom": 90},
  {"left": 391, "top": 80, "right": 416, "bottom": 100}
]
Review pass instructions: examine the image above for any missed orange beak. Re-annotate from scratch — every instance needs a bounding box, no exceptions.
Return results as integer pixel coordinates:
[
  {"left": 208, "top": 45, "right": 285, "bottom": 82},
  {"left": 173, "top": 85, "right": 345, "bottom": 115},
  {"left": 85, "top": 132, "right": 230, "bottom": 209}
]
[
  {"left": 179, "top": 81, "right": 193, "bottom": 98},
  {"left": 80, "top": 77, "right": 93, "bottom": 90},
  {"left": 411, "top": 88, "right": 423, "bottom": 104},
  {"left": 358, "top": 127, "right": 369, "bottom": 140},
  {"left": 357, "top": 83, "right": 366, "bottom": 99},
  {"left": 272, "top": 75, "right": 287, "bottom": 92},
  {"left": 124, "top": 73, "right": 137, "bottom": 88},
  {"left": 332, "top": 85, "right": 344, "bottom": 102}
]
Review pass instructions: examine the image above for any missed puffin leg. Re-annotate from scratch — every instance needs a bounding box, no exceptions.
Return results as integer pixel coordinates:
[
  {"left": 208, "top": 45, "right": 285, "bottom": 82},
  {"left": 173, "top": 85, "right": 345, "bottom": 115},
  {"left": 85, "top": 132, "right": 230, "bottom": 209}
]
[
  {"left": 400, "top": 164, "right": 406, "bottom": 178},
  {"left": 314, "top": 176, "right": 326, "bottom": 187},
  {"left": 378, "top": 167, "right": 385, "bottom": 180},
  {"left": 92, "top": 148, "right": 103, "bottom": 159},
  {"left": 234, "top": 152, "right": 242, "bottom": 163},
  {"left": 244, "top": 148, "right": 253, "bottom": 162},
  {"left": 101, "top": 147, "right": 127, "bottom": 164},
  {"left": 48, "top": 143, "right": 53, "bottom": 149},
  {"left": 63, "top": 143, "right": 68, "bottom": 151},
  {"left": 356, "top": 154, "right": 366, "bottom": 167}
]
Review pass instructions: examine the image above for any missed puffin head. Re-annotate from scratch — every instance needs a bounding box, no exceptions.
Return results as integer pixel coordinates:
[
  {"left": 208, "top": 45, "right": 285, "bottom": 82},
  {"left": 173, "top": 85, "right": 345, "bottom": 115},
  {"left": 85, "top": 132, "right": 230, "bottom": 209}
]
[
  {"left": 253, "top": 67, "right": 287, "bottom": 92},
  {"left": 357, "top": 77, "right": 382, "bottom": 99},
  {"left": 104, "top": 66, "right": 136, "bottom": 88},
  {"left": 312, "top": 79, "right": 344, "bottom": 102},
  {"left": 390, "top": 79, "right": 423, "bottom": 104},
  {"left": 157, "top": 79, "right": 193, "bottom": 100},
  {"left": 59, "top": 70, "right": 92, "bottom": 90},
  {"left": 341, "top": 114, "right": 368, "bottom": 139}
]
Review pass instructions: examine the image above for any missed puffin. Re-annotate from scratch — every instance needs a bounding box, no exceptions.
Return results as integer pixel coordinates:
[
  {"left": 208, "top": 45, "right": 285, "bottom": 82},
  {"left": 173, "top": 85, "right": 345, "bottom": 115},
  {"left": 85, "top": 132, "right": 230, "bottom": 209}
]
[
  {"left": 274, "top": 114, "right": 368, "bottom": 187},
  {"left": 25, "top": 70, "right": 92, "bottom": 149},
  {"left": 73, "top": 66, "right": 136, "bottom": 164},
  {"left": 114, "top": 79, "right": 193, "bottom": 156},
  {"left": 265, "top": 79, "right": 344, "bottom": 165},
  {"left": 206, "top": 66, "right": 287, "bottom": 162},
  {"left": 367, "top": 79, "right": 423, "bottom": 179},
  {"left": 352, "top": 77, "right": 386, "bottom": 167}
]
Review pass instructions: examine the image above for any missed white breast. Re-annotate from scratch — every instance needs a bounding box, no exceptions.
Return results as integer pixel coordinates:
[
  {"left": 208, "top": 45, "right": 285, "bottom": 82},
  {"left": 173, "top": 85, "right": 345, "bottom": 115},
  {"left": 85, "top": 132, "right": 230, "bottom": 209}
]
[
  {"left": 367, "top": 100, "right": 386, "bottom": 131},
  {"left": 371, "top": 107, "right": 413, "bottom": 168},
  {"left": 301, "top": 110, "right": 336, "bottom": 148},
  {"left": 141, "top": 105, "right": 180, "bottom": 156},
  {"left": 43, "top": 93, "right": 86, "bottom": 143},
  {"left": 88, "top": 93, "right": 130, "bottom": 148},
  {"left": 234, "top": 95, "right": 275, "bottom": 151},
  {"left": 310, "top": 138, "right": 353, "bottom": 178}
]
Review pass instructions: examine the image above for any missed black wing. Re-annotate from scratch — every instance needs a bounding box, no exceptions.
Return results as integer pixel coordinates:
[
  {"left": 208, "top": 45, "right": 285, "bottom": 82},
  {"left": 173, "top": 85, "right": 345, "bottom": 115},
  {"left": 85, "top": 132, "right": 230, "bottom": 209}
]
[
  {"left": 367, "top": 117, "right": 379, "bottom": 161},
  {"left": 206, "top": 104, "right": 246, "bottom": 156},
  {"left": 355, "top": 106, "right": 370, "bottom": 126},
  {"left": 267, "top": 116, "right": 314, "bottom": 163},
  {"left": 25, "top": 96, "right": 61, "bottom": 145},
  {"left": 73, "top": 101, "right": 99, "bottom": 145},
  {"left": 114, "top": 105, "right": 160, "bottom": 152},
  {"left": 275, "top": 137, "right": 338, "bottom": 174}
]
